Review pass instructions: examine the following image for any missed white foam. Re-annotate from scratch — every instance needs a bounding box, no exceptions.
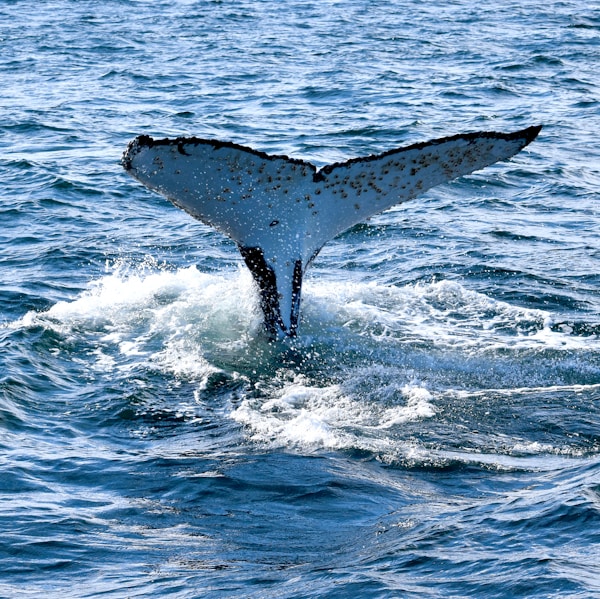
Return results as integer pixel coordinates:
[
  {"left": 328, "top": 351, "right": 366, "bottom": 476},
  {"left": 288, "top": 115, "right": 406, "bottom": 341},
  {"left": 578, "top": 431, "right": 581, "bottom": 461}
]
[
  {"left": 302, "top": 277, "right": 594, "bottom": 352},
  {"left": 231, "top": 374, "right": 436, "bottom": 450},
  {"left": 444, "top": 382, "right": 600, "bottom": 399},
  {"left": 14, "top": 260, "right": 261, "bottom": 380},
  {"left": 378, "top": 386, "right": 437, "bottom": 428}
]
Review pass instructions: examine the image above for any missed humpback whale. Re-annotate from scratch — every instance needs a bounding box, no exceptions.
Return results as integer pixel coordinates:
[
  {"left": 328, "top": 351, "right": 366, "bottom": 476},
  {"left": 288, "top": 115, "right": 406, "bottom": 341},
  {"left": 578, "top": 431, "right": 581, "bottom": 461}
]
[{"left": 122, "top": 125, "right": 541, "bottom": 339}]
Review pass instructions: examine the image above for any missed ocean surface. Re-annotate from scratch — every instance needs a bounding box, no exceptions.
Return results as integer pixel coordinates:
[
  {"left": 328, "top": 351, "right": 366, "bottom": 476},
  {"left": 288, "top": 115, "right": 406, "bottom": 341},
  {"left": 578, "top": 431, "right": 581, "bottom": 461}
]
[{"left": 1, "top": 1, "right": 599, "bottom": 597}]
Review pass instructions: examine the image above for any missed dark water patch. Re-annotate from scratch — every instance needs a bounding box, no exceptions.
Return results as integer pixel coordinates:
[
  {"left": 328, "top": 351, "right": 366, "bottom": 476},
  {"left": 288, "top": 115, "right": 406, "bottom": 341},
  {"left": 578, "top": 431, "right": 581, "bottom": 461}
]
[
  {"left": 552, "top": 320, "right": 600, "bottom": 338},
  {"left": 568, "top": 18, "right": 600, "bottom": 30},
  {"left": 0, "top": 289, "right": 51, "bottom": 320},
  {"left": 47, "top": 176, "right": 108, "bottom": 197},
  {"left": 488, "top": 229, "right": 545, "bottom": 242},
  {"left": 0, "top": 378, "right": 30, "bottom": 432}
]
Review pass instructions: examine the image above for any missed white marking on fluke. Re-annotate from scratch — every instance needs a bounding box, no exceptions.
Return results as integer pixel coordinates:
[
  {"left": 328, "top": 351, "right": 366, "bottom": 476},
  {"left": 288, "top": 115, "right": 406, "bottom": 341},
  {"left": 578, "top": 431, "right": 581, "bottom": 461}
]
[{"left": 122, "top": 125, "right": 541, "bottom": 338}]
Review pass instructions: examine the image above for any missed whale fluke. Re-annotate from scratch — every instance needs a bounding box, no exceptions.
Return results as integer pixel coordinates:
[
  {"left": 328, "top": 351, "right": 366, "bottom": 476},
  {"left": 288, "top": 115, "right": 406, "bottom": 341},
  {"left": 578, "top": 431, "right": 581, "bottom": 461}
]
[{"left": 122, "top": 125, "right": 541, "bottom": 338}]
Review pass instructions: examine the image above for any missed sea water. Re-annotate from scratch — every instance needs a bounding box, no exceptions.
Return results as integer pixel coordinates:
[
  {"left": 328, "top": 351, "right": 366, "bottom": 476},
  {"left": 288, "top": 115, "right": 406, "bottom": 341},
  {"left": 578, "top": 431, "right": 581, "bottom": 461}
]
[{"left": 1, "top": 1, "right": 599, "bottom": 597}]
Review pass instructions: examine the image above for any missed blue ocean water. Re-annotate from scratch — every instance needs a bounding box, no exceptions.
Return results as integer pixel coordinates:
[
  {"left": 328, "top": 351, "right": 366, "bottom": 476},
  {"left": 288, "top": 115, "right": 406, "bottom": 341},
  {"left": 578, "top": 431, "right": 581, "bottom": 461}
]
[{"left": 1, "top": 0, "right": 600, "bottom": 597}]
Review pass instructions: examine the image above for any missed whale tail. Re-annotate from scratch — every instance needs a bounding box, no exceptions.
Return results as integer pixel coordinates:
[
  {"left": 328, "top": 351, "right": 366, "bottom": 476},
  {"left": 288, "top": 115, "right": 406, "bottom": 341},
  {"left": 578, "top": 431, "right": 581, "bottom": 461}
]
[{"left": 122, "top": 125, "right": 541, "bottom": 338}]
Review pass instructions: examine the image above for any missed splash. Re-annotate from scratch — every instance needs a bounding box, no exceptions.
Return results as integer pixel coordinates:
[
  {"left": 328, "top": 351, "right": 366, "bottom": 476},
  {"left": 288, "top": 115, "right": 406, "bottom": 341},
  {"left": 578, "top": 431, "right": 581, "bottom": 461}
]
[
  {"left": 12, "top": 261, "right": 590, "bottom": 376},
  {"left": 13, "top": 260, "right": 261, "bottom": 380},
  {"left": 231, "top": 373, "right": 437, "bottom": 451},
  {"left": 303, "top": 277, "right": 593, "bottom": 352}
]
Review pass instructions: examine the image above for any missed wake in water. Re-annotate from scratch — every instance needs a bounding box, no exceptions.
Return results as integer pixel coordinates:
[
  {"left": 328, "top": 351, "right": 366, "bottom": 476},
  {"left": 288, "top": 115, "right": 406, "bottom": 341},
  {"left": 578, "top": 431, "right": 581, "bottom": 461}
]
[{"left": 9, "top": 260, "right": 599, "bottom": 464}]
